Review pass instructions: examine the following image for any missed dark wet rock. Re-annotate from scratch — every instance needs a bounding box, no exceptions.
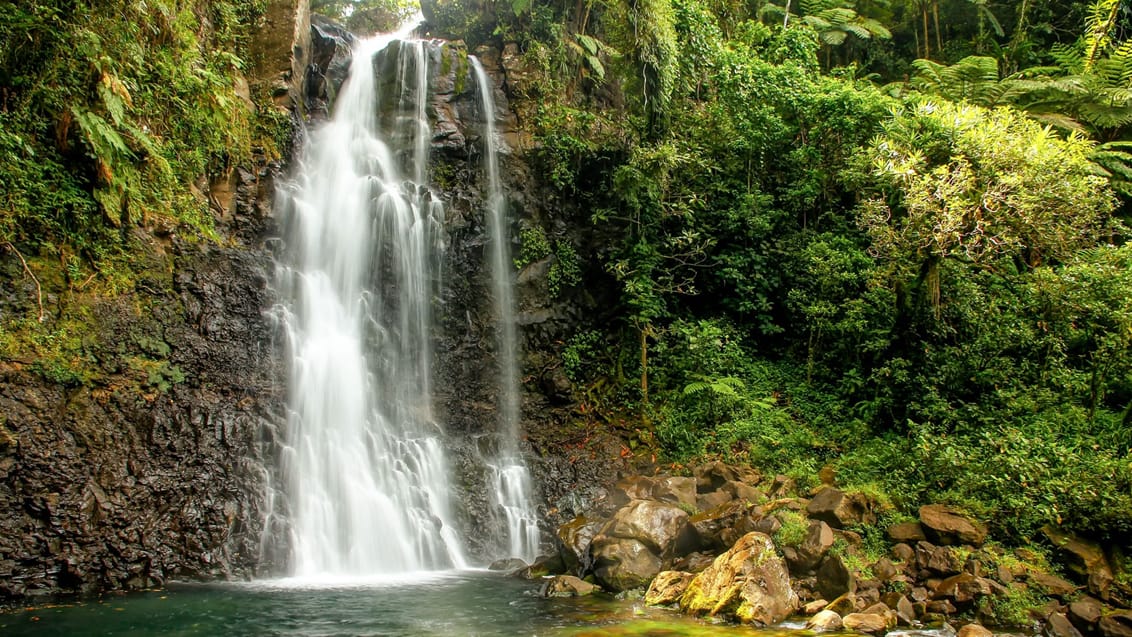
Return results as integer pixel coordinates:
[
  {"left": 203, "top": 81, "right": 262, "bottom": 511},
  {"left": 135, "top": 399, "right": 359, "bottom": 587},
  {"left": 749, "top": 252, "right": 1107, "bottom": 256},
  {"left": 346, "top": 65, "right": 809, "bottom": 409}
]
[
  {"left": 557, "top": 516, "right": 603, "bottom": 574},
  {"left": 827, "top": 593, "right": 858, "bottom": 615},
  {"left": 919, "top": 504, "right": 988, "bottom": 547},
  {"left": 517, "top": 553, "right": 567, "bottom": 579},
  {"left": 305, "top": 15, "right": 356, "bottom": 116},
  {"left": 680, "top": 532, "right": 799, "bottom": 625},
  {"left": 645, "top": 570, "right": 695, "bottom": 605}
]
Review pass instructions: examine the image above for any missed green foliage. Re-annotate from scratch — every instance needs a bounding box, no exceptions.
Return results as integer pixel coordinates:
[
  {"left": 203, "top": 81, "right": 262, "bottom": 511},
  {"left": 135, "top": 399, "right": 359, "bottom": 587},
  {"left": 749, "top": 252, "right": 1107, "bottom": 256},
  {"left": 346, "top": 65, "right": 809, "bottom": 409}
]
[
  {"left": 515, "top": 225, "right": 552, "bottom": 269},
  {"left": 0, "top": 0, "right": 267, "bottom": 263},
  {"left": 774, "top": 510, "right": 809, "bottom": 548},
  {"left": 563, "top": 330, "right": 603, "bottom": 382},
  {"left": 549, "top": 240, "right": 582, "bottom": 298},
  {"left": 987, "top": 583, "right": 1050, "bottom": 627}
]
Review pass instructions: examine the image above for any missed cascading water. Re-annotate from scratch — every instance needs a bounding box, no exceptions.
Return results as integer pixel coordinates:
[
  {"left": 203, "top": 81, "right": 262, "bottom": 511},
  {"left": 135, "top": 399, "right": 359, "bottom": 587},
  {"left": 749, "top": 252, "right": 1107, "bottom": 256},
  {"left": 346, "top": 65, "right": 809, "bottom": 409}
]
[
  {"left": 274, "top": 27, "right": 466, "bottom": 577},
  {"left": 472, "top": 58, "right": 541, "bottom": 563}
]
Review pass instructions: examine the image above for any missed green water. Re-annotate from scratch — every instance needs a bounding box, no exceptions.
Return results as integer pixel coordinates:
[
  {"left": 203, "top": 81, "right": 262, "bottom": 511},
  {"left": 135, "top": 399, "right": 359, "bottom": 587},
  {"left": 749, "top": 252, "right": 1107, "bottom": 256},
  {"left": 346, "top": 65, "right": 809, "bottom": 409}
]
[{"left": 0, "top": 571, "right": 805, "bottom": 637}]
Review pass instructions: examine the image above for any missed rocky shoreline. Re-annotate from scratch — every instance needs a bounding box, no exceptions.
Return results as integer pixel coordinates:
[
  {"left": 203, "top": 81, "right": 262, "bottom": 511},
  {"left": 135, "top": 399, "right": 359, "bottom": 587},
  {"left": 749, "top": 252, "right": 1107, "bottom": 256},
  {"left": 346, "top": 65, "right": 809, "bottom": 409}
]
[{"left": 511, "top": 462, "right": 1132, "bottom": 636}]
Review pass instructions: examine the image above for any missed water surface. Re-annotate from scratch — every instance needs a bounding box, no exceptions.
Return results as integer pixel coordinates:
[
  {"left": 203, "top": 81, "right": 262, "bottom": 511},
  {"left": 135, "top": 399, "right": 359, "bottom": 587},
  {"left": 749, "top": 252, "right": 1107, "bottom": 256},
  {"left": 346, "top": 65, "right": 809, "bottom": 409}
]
[{"left": 0, "top": 571, "right": 807, "bottom": 637}]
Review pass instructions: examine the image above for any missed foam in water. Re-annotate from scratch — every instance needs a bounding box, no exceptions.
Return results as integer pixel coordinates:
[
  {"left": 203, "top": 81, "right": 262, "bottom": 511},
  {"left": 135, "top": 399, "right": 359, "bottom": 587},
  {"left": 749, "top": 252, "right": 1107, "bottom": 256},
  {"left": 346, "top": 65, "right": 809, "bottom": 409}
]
[
  {"left": 471, "top": 58, "right": 541, "bottom": 563},
  {"left": 275, "top": 26, "right": 466, "bottom": 577}
]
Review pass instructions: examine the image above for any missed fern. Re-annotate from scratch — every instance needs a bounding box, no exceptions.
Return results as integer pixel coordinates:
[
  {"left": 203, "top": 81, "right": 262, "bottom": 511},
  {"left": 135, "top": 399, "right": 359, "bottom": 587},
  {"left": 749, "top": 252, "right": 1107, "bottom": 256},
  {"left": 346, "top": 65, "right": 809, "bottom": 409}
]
[{"left": 683, "top": 375, "right": 745, "bottom": 398}]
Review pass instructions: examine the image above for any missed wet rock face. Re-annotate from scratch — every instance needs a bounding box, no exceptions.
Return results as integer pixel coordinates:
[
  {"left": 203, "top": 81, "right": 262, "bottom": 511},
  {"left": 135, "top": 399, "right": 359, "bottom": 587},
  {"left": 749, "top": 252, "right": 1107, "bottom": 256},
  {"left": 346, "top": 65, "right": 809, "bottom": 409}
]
[{"left": 0, "top": 179, "right": 284, "bottom": 597}]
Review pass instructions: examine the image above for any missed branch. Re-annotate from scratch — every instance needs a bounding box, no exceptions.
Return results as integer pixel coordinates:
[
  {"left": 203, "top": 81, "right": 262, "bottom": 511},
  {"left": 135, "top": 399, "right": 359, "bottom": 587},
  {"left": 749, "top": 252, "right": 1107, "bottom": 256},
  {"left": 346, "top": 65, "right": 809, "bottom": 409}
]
[{"left": 5, "top": 242, "right": 45, "bottom": 322}]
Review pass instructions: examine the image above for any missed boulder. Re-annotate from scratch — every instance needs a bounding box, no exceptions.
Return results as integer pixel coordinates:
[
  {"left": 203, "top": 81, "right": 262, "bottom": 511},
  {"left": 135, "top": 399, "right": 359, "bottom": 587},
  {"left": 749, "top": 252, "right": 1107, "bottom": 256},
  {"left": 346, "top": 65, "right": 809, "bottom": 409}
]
[
  {"left": 557, "top": 516, "right": 603, "bottom": 574},
  {"left": 817, "top": 553, "right": 856, "bottom": 601},
  {"left": 807, "top": 488, "right": 876, "bottom": 529},
  {"left": 1030, "top": 572, "right": 1079, "bottom": 598},
  {"left": 724, "top": 480, "right": 764, "bottom": 504},
  {"left": 680, "top": 532, "right": 799, "bottom": 625},
  {"left": 696, "top": 490, "right": 734, "bottom": 512},
  {"left": 672, "top": 551, "right": 716, "bottom": 573},
  {"left": 892, "top": 542, "right": 916, "bottom": 563},
  {"left": 540, "top": 575, "right": 597, "bottom": 597},
  {"left": 917, "top": 541, "right": 964, "bottom": 576},
  {"left": 788, "top": 521, "right": 835, "bottom": 573},
  {"left": 843, "top": 612, "right": 890, "bottom": 633},
  {"left": 1046, "top": 612, "right": 1085, "bottom": 637},
  {"left": 919, "top": 504, "right": 988, "bottom": 547},
  {"left": 1099, "top": 612, "right": 1132, "bottom": 637},
  {"left": 889, "top": 522, "right": 928, "bottom": 544},
  {"left": 517, "top": 554, "right": 568, "bottom": 579},
  {"left": 826, "top": 592, "right": 857, "bottom": 615},
  {"left": 612, "top": 475, "right": 698, "bottom": 510},
  {"left": 645, "top": 570, "right": 696, "bottom": 605},
  {"left": 804, "top": 599, "right": 830, "bottom": 614},
  {"left": 1069, "top": 596, "right": 1104, "bottom": 632},
  {"left": 591, "top": 537, "right": 662, "bottom": 591},
  {"left": 655, "top": 476, "right": 698, "bottom": 509},
  {"left": 806, "top": 609, "right": 844, "bottom": 632},
  {"left": 1043, "top": 526, "right": 1115, "bottom": 599},
  {"left": 933, "top": 573, "right": 997, "bottom": 604},
  {"left": 689, "top": 501, "right": 754, "bottom": 552},
  {"left": 767, "top": 474, "right": 797, "bottom": 498},
  {"left": 874, "top": 557, "right": 899, "bottom": 581},
  {"left": 602, "top": 499, "right": 694, "bottom": 558},
  {"left": 693, "top": 462, "right": 741, "bottom": 493},
  {"left": 958, "top": 624, "right": 994, "bottom": 637}
]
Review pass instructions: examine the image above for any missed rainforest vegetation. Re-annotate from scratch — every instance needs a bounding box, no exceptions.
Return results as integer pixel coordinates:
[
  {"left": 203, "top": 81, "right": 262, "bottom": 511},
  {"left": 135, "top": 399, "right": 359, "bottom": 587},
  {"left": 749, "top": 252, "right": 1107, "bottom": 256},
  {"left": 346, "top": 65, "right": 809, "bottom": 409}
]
[
  {"left": 426, "top": 0, "right": 1132, "bottom": 550},
  {"left": 2, "top": 0, "right": 1131, "bottom": 557}
]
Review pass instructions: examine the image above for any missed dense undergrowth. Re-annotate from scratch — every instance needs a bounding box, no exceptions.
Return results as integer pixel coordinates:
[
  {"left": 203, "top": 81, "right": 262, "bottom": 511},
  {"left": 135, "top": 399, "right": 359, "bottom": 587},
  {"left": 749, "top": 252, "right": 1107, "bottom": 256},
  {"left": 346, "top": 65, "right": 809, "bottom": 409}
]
[
  {"left": 0, "top": 0, "right": 286, "bottom": 384},
  {"left": 424, "top": 0, "right": 1132, "bottom": 550}
]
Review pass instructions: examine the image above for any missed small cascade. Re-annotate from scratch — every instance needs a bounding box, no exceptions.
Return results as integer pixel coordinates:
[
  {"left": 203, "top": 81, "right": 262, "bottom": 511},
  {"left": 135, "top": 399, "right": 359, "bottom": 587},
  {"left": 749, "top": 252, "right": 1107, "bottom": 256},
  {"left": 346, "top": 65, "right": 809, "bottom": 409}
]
[
  {"left": 471, "top": 58, "right": 541, "bottom": 563},
  {"left": 275, "top": 27, "right": 466, "bottom": 577}
]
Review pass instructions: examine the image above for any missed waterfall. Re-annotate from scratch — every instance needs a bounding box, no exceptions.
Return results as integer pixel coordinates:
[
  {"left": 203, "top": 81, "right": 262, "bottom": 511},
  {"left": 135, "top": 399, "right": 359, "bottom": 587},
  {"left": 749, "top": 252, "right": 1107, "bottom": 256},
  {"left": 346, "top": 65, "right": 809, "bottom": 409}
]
[
  {"left": 471, "top": 58, "right": 541, "bottom": 563},
  {"left": 274, "top": 28, "right": 467, "bottom": 577}
]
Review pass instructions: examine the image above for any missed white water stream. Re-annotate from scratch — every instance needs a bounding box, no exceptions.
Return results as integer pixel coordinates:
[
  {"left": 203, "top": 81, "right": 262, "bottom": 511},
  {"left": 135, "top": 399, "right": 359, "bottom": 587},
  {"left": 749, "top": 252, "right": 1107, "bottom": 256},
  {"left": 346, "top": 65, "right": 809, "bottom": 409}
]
[
  {"left": 275, "top": 28, "right": 466, "bottom": 576},
  {"left": 472, "top": 58, "right": 541, "bottom": 563}
]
